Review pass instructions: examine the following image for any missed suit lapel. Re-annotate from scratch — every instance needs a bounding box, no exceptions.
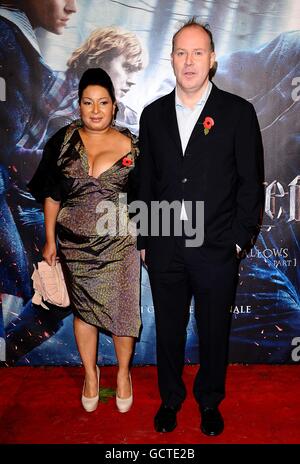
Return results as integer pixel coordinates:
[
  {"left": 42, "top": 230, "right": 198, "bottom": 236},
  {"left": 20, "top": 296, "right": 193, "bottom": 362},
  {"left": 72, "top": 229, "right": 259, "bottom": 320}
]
[
  {"left": 162, "top": 90, "right": 183, "bottom": 156},
  {"left": 185, "top": 83, "right": 222, "bottom": 152},
  {"left": 161, "top": 84, "right": 222, "bottom": 156}
]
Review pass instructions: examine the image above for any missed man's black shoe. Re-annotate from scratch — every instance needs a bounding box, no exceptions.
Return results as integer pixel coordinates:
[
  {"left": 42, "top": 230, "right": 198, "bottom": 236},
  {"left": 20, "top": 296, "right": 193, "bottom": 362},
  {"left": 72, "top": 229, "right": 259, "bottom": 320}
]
[
  {"left": 200, "top": 407, "right": 224, "bottom": 436},
  {"left": 154, "top": 405, "right": 177, "bottom": 432}
]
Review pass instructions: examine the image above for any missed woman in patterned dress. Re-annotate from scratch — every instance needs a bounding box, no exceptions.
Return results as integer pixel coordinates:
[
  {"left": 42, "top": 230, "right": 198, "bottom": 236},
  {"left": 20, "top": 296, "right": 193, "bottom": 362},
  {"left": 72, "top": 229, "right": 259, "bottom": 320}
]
[{"left": 28, "top": 68, "right": 141, "bottom": 413}]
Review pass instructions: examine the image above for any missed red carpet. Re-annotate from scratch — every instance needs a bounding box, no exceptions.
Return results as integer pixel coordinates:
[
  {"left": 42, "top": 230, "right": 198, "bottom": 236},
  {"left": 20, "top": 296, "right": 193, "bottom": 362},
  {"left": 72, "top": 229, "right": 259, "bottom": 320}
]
[{"left": 0, "top": 365, "right": 299, "bottom": 444}]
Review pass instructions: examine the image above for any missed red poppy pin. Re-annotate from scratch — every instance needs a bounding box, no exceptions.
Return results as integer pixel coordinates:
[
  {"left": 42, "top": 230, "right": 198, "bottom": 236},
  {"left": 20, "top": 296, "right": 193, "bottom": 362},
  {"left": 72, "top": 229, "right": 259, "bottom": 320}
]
[
  {"left": 122, "top": 156, "right": 133, "bottom": 167},
  {"left": 203, "top": 116, "right": 215, "bottom": 135}
]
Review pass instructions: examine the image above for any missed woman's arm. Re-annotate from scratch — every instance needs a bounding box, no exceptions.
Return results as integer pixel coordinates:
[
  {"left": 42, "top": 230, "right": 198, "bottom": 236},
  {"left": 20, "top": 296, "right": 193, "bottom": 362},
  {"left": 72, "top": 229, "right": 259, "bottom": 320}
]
[{"left": 43, "top": 197, "right": 61, "bottom": 266}]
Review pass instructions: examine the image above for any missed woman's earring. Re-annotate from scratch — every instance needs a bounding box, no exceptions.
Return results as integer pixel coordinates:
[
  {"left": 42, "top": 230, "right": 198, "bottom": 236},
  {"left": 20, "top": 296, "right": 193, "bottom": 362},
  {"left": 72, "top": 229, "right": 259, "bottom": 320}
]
[{"left": 111, "top": 104, "right": 118, "bottom": 127}]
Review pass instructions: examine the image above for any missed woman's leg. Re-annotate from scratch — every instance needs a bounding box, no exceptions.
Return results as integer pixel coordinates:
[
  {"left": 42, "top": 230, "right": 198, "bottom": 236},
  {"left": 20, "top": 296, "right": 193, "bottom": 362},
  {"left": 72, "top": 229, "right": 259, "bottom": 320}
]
[
  {"left": 113, "top": 335, "right": 135, "bottom": 398},
  {"left": 74, "top": 316, "right": 99, "bottom": 397}
]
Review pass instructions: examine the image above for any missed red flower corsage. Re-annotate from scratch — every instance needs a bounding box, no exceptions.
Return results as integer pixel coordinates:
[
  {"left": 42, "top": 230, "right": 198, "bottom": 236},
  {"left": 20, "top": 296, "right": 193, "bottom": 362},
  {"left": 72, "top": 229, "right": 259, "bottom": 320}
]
[
  {"left": 203, "top": 116, "right": 215, "bottom": 135},
  {"left": 122, "top": 156, "right": 133, "bottom": 167}
]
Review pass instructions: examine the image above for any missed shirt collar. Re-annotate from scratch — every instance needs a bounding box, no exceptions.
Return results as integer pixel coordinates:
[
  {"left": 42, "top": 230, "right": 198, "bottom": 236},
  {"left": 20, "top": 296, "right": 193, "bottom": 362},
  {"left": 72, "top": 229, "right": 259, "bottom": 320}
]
[
  {"left": 0, "top": 7, "right": 42, "bottom": 56},
  {"left": 175, "top": 80, "right": 212, "bottom": 109}
]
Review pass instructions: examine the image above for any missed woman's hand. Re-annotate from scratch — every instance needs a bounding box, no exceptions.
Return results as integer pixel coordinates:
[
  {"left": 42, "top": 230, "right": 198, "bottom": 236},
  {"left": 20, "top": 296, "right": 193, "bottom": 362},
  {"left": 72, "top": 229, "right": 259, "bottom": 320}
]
[
  {"left": 42, "top": 241, "right": 57, "bottom": 266},
  {"left": 43, "top": 197, "right": 61, "bottom": 266}
]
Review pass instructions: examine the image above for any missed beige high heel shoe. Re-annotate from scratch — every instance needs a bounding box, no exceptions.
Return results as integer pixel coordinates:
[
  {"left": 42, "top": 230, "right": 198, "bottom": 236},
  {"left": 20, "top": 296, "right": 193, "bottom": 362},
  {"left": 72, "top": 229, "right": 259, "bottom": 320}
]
[
  {"left": 116, "top": 373, "right": 133, "bottom": 413},
  {"left": 81, "top": 365, "right": 100, "bottom": 412}
]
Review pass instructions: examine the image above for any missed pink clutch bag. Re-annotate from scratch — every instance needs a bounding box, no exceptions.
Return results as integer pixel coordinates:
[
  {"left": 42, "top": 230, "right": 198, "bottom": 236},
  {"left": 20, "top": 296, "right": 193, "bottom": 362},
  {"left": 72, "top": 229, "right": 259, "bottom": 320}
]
[{"left": 31, "top": 260, "right": 70, "bottom": 309}]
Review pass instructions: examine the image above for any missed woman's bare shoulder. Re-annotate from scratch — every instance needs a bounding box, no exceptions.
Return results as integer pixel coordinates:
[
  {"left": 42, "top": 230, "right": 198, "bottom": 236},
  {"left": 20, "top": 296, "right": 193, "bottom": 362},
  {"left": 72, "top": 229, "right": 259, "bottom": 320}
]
[{"left": 111, "top": 127, "right": 132, "bottom": 149}]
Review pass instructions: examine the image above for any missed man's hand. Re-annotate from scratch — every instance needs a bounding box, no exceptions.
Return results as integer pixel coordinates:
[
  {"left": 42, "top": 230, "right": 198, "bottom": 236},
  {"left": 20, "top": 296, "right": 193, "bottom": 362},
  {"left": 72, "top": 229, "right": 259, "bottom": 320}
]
[{"left": 140, "top": 249, "right": 147, "bottom": 268}]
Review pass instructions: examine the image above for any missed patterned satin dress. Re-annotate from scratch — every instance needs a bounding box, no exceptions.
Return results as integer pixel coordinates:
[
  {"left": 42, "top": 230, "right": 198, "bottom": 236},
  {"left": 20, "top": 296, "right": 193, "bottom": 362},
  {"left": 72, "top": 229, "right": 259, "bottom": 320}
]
[{"left": 35, "top": 120, "right": 141, "bottom": 337}]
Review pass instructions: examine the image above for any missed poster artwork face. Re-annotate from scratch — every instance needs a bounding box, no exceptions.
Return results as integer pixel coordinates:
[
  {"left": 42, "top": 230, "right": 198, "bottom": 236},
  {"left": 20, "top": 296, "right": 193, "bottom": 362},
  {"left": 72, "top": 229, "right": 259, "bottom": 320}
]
[{"left": 24, "top": 0, "right": 78, "bottom": 34}]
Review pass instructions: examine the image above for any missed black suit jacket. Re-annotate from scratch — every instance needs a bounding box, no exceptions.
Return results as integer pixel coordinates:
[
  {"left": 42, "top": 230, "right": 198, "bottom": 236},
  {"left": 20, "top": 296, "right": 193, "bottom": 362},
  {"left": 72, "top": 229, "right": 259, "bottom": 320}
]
[{"left": 136, "top": 83, "right": 264, "bottom": 270}]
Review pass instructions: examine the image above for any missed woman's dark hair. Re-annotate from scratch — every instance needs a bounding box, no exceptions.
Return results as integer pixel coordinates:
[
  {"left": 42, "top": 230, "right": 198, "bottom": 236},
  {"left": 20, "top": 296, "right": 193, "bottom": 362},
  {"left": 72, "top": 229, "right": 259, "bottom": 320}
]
[{"left": 78, "top": 67, "right": 116, "bottom": 103}]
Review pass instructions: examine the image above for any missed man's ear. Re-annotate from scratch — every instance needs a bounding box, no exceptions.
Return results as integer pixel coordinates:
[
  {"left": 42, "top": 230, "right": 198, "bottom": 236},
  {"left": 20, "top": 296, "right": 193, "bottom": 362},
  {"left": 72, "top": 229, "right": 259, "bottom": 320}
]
[
  {"left": 170, "top": 52, "right": 175, "bottom": 71},
  {"left": 210, "top": 51, "right": 216, "bottom": 69}
]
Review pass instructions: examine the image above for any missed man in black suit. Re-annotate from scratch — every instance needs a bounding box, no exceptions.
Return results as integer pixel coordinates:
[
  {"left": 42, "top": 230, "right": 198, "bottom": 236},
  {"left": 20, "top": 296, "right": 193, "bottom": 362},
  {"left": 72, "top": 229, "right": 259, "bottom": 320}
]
[{"left": 137, "top": 19, "right": 264, "bottom": 436}]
